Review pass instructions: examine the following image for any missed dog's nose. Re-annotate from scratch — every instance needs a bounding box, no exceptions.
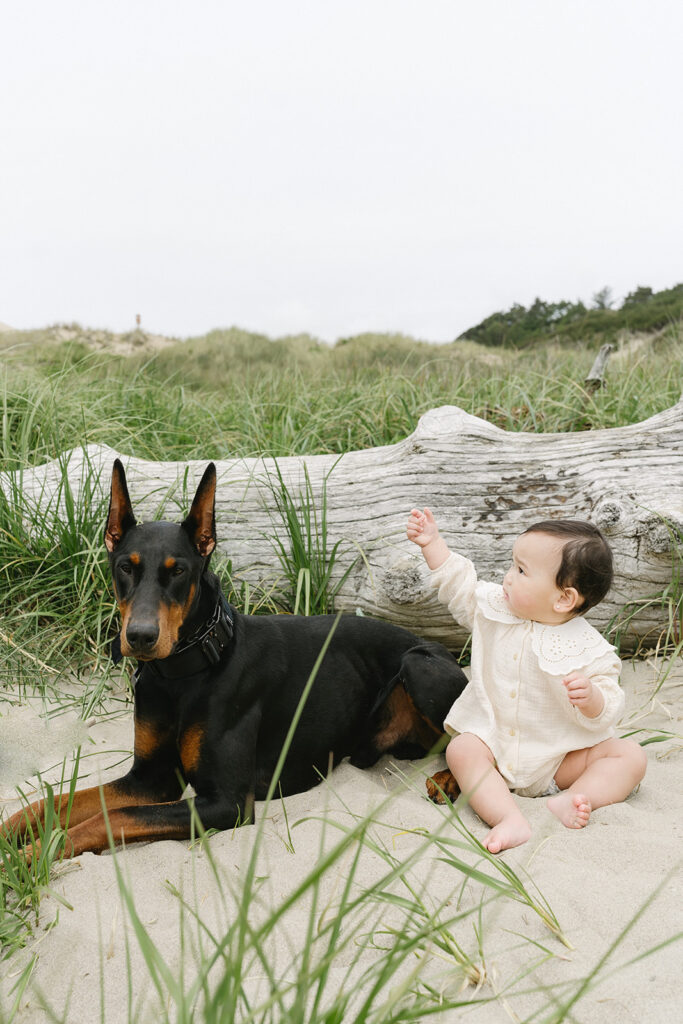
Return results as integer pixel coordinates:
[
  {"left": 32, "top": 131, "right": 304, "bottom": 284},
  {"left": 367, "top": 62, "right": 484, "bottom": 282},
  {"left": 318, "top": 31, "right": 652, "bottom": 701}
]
[{"left": 126, "top": 621, "right": 159, "bottom": 653}]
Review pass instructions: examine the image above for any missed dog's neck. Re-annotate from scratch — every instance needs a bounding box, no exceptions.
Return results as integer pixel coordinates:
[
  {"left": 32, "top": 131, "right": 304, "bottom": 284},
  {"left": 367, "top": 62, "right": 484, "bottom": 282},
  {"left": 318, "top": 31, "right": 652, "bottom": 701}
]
[{"left": 177, "top": 570, "right": 221, "bottom": 641}]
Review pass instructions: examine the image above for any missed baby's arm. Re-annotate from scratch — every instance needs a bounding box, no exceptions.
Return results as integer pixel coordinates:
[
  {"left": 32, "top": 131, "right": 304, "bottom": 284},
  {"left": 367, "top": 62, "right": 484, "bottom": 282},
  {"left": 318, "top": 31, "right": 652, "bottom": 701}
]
[{"left": 406, "top": 508, "right": 451, "bottom": 569}]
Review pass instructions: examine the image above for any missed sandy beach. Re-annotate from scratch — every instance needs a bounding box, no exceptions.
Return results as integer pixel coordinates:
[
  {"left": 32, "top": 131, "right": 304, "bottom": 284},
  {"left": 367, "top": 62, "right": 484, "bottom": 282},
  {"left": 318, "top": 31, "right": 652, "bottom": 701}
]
[{"left": 1, "top": 656, "right": 681, "bottom": 1023}]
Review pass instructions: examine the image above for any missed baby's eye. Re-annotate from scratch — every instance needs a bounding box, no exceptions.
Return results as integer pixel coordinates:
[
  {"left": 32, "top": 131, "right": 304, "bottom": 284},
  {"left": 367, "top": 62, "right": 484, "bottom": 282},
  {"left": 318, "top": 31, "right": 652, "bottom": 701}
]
[{"left": 517, "top": 566, "right": 525, "bottom": 574}]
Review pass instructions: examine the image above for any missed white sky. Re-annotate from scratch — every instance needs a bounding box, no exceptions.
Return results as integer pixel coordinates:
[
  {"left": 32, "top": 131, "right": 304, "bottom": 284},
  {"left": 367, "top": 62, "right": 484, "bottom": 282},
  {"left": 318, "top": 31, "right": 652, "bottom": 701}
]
[{"left": 2, "top": 1, "right": 681, "bottom": 343}]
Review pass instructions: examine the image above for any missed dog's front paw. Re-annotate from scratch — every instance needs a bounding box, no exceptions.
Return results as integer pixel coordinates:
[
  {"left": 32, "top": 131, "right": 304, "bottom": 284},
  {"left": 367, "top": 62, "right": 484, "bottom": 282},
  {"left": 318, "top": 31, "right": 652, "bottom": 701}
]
[{"left": 426, "top": 768, "right": 460, "bottom": 804}]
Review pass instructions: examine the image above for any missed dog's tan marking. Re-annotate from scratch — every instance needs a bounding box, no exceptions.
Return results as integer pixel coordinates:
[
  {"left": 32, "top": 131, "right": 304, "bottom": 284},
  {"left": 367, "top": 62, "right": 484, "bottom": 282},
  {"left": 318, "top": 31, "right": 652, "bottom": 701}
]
[
  {"left": 155, "top": 583, "right": 196, "bottom": 658},
  {"left": 164, "top": 556, "right": 176, "bottom": 569},
  {"left": 118, "top": 598, "right": 135, "bottom": 656},
  {"left": 180, "top": 723, "right": 204, "bottom": 774},
  {"left": 373, "top": 686, "right": 442, "bottom": 752},
  {"left": 129, "top": 552, "right": 141, "bottom": 565},
  {"left": 135, "top": 719, "right": 169, "bottom": 759}
]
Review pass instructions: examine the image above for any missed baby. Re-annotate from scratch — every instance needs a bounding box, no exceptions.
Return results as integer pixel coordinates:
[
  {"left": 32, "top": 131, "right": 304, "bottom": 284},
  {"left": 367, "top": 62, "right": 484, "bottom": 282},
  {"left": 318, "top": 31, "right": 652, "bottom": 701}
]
[{"left": 407, "top": 508, "right": 647, "bottom": 854}]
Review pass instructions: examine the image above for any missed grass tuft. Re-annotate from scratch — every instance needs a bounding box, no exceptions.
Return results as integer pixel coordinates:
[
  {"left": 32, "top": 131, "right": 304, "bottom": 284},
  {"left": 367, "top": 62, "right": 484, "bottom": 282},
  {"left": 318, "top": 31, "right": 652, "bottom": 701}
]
[{"left": 263, "top": 460, "right": 359, "bottom": 615}]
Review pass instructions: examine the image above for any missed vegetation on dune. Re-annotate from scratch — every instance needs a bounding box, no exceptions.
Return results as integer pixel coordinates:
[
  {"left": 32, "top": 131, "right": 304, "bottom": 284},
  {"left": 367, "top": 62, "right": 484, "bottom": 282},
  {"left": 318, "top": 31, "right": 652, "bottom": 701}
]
[
  {"left": 458, "top": 281, "right": 683, "bottom": 348},
  {"left": 0, "top": 301, "right": 681, "bottom": 468}
]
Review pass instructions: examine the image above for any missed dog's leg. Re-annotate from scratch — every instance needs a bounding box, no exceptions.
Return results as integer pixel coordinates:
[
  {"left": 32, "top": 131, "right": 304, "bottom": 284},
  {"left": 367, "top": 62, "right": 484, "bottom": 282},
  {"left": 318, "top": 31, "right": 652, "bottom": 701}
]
[
  {"left": 2, "top": 780, "right": 147, "bottom": 841},
  {"left": 3, "top": 714, "right": 183, "bottom": 842},
  {"left": 60, "top": 793, "right": 246, "bottom": 856},
  {"left": 4, "top": 726, "right": 185, "bottom": 858},
  {"left": 6, "top": 783, "right": 242, "bottom": 859},
  {"left": 1, "top": 768, "right": 186, "bottom": 842},
  {"left": 60, "top": 710, "right": 259, "bottom": 855}
]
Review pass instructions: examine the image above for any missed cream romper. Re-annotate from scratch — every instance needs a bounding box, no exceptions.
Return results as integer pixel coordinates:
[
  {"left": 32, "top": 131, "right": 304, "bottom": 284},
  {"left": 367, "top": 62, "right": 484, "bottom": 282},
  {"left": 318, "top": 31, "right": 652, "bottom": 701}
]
[{"left": 432, "top": 552, "right": 624, "bottom": 797}]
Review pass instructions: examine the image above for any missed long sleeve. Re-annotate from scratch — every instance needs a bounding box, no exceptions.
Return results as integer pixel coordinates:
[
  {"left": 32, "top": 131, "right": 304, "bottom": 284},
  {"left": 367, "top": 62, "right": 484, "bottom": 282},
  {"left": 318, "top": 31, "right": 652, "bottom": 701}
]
[{"left": 430, "top": 551, "right": 479, "bottom": 631}]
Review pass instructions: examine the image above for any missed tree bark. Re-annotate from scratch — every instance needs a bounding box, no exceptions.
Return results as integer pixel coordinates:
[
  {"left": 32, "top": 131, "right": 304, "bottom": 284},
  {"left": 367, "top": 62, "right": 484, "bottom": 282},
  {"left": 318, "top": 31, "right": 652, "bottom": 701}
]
[{"left": 6, "top": 400, "right": 682, "bottom": 651}]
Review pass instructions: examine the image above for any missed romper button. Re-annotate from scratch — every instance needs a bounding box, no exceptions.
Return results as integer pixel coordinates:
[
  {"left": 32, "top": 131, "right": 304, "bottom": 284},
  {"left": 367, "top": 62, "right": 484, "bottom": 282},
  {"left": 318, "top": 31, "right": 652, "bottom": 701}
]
[
  {"left": 509, "top": 728, "right": 515, "bottom": 736},
  {"left": 513, "top": 653, "right": 518, "bottom": 661},
  {"left": 510, "top": 690, "right": 516, "bottom": 698}
]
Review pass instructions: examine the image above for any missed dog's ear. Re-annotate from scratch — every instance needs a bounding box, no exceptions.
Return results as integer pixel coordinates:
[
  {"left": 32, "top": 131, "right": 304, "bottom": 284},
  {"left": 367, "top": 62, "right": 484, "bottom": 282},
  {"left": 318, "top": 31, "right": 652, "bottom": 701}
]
[
  {"left": 182, "top": 463, "right": 217, "bottom": 558},
  {"left": 105, "top": 459, "right": 137, "bottom": 553}
]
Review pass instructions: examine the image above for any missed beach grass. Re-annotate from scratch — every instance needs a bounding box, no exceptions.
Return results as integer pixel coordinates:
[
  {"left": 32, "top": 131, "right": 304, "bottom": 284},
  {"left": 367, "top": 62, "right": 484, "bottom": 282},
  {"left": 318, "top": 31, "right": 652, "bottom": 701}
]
[{"left": 1, "top": 325, "right": 681, "bottom": 467}]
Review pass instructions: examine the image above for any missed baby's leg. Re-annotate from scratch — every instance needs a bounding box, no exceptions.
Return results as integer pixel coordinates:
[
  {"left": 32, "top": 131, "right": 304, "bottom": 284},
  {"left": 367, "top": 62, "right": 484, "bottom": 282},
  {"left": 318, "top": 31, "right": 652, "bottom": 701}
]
[
  {"left": 548, "top": 737, "right": 647, "bottom": 829},
  {"left": 446, "top": 733, "right": 531, "bottom": 853}
]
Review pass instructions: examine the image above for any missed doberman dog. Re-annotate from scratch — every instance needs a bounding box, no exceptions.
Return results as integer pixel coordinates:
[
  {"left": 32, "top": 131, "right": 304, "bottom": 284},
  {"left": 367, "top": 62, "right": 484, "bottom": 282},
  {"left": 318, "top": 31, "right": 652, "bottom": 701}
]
[{"left": 5, "top": 460, "right": 467, "bottom": 856}]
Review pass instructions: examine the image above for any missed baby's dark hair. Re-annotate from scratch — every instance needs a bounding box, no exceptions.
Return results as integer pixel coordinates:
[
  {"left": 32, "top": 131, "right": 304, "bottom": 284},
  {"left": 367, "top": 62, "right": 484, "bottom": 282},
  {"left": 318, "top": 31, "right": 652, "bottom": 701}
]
[{"left": 523, "top": 519, "right": 613, "bottom": 614}]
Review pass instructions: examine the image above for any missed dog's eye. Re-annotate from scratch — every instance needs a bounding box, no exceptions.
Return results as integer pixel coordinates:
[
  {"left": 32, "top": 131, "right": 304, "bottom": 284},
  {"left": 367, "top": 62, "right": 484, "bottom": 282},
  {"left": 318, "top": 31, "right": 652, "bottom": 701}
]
[
  {"left": 120, "top": 563, "right": 133, "bottom": 575},
  {"left": 172, "top": 565, "right": 185, "bottom": 576}
]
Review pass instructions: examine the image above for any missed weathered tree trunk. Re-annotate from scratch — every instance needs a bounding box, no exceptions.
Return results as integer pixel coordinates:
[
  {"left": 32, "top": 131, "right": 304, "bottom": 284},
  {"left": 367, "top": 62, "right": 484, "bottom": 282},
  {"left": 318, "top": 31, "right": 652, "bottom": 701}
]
[{"left": 6, "top": 400, "right": 682, "bottom": 651}]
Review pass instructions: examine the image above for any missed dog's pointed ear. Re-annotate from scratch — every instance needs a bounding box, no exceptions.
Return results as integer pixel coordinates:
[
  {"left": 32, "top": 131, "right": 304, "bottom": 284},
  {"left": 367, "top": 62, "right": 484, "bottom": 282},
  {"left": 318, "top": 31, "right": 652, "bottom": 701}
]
[
  {"left": 182, "top": 463, "right": 217, "bottom": 558},
  {"left": 105, "top": 459, "right": 137, "bottom": 553}
]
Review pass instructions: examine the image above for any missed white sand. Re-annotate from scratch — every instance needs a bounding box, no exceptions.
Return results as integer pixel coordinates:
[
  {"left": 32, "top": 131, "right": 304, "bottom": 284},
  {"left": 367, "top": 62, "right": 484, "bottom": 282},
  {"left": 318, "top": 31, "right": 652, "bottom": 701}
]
[{"left": 1, "top": 658, "right": 681, "bottom": 1023}]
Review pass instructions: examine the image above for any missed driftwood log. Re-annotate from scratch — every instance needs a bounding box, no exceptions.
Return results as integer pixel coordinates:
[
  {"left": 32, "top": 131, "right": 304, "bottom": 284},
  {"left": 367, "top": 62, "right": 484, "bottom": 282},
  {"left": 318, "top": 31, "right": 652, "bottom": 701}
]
[{"left": 6, "top": 401, "right": 683, "bottom": 652}]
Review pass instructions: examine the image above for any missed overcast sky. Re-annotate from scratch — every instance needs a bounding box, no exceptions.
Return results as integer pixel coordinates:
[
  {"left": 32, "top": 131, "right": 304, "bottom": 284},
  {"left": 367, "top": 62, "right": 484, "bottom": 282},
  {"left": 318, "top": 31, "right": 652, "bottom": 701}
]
[{"left": 2, "top": 1, "right": 681, "bottom": 343}]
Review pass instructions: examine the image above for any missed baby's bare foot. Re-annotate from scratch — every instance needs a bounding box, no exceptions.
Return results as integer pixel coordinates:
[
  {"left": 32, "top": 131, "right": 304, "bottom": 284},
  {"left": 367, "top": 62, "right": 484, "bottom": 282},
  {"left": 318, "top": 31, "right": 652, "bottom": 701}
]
[
  {"left": 547, "top": 791, "right": 591, "bottom": 829},
  {"left": 483, "top": 812, "right": 531, "bottom": 854}
]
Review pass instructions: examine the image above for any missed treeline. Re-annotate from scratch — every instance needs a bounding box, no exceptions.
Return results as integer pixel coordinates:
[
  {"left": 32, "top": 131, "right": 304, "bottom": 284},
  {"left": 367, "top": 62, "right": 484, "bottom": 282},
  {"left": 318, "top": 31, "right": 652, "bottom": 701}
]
[{"left": 458, "top": 282, "right": 683, "bottom": 347}]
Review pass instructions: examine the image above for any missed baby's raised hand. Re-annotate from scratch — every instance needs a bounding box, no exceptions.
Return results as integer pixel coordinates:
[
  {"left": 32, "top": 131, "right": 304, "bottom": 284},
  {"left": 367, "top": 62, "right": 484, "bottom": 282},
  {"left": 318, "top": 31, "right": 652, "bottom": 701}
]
[{"left": 406, "top": 507, "right": 439, "bottom": 547}]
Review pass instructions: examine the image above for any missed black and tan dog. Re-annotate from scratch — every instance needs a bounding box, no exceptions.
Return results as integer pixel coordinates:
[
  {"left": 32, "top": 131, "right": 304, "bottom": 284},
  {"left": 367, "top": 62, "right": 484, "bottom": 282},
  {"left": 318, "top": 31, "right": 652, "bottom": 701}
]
[{"left": 5, "top": 460, "right": 467, "bottom": 856}]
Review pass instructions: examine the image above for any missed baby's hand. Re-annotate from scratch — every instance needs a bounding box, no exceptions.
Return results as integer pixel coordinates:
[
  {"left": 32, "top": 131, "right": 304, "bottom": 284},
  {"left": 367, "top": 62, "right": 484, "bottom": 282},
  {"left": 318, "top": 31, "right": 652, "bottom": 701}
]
[
  {"left": 563, "top": 672, "right": 604, "bottom": 718},
  {"left": 406, "top": 507, "right": 440, "bottom": 548}
]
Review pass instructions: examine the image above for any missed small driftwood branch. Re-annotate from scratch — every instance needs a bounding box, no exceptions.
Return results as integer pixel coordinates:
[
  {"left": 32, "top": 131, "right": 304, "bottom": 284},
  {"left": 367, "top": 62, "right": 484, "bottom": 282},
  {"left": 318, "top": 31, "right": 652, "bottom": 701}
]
[
  {"left": 585, "top": 344, "right": 615, "bottom": 391},
  {"left": 4, "top": 398, "right": 682, "bottom": 652}
]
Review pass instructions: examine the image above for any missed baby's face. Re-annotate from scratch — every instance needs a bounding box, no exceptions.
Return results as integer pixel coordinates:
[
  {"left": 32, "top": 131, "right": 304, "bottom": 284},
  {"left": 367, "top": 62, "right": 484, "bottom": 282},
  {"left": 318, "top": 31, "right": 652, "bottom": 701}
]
[{"left": 502, "top": 531, "right": 574, "bottom": 624}]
